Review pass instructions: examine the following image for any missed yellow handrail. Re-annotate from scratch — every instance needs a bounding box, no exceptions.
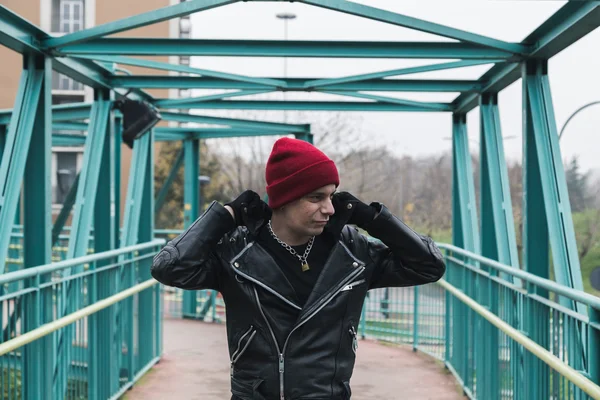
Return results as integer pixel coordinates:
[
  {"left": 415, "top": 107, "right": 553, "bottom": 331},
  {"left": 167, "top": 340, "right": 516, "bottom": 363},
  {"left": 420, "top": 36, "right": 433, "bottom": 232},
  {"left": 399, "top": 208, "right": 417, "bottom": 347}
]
[
  {"left": 438, "top": 279, "right": 600, "bottom": 400},
  {"left": 0, "top": 278, "right": 158, "bottom": 356}
]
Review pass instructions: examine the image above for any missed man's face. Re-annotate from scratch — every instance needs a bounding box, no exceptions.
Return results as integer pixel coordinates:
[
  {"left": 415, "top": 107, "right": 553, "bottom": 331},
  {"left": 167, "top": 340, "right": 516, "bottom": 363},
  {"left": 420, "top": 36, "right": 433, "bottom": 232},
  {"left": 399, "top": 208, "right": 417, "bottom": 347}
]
[{"left": 279, "top": 184, "right": 337, "bottom": 237}]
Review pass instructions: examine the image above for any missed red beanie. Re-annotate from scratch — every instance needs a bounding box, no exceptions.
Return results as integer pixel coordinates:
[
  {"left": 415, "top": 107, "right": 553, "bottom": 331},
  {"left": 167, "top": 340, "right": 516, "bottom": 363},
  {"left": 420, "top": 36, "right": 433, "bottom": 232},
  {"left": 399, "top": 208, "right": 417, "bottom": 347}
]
[{"left": 266, "top": 138, "right": 339, "bottom": 209}]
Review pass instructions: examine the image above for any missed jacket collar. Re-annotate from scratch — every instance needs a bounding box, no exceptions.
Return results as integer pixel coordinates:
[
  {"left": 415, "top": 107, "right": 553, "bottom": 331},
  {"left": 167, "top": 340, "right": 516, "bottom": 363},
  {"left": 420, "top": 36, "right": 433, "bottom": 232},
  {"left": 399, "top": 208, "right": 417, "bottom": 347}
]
[
  {"left": 230, "top": 241, "right": 303, "bottom": 310},
  {"left": 229, "top": 228, "right": 366, "bottom": 320}
]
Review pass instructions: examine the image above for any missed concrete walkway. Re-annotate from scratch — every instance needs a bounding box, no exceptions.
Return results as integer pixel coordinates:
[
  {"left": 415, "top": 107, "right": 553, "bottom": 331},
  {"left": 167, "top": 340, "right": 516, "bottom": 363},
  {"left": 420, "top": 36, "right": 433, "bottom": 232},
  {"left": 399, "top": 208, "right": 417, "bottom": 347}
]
[{"left": 124, "top": 318, "right": 463, "bottom": 400}]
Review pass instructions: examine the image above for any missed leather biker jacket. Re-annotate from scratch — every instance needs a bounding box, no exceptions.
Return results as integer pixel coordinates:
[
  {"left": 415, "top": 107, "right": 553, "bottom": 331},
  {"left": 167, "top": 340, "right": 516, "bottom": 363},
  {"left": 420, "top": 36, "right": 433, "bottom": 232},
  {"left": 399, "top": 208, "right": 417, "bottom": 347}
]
[{"left": 151, "top": 200, "right": 446, "bottom": 400}]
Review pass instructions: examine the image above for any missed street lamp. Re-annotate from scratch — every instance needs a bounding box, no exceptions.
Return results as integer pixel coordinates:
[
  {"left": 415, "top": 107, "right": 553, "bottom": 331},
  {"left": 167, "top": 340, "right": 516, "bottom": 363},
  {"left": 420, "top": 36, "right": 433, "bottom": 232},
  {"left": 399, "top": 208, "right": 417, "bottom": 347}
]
[
  {"left": 276, "top": 12, "right": 296, "bottom": 123},
  {"left": 558, "top": 100, "right": 600, "bottom": 141}
]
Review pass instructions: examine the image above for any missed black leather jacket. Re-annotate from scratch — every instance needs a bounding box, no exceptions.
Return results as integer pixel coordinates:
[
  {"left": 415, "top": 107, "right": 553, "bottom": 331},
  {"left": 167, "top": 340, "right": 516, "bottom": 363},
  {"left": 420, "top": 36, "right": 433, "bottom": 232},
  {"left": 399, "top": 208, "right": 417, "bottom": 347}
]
[{"left": 151, "top": 200, "right": 445, "bottom": 400}]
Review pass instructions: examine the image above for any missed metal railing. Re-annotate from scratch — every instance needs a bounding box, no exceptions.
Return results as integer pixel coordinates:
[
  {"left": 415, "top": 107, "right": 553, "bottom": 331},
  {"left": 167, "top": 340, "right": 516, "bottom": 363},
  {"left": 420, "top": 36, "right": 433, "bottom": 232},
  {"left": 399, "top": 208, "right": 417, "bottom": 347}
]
[
  {"left": 5, "top": 225, "right": 599, "bottom": 399},
  {"left": 0, "top": 239, "right": 165, "bottom": 400},
  {"left": 361, "top": 244, "right": 600, "bottom": 399}
]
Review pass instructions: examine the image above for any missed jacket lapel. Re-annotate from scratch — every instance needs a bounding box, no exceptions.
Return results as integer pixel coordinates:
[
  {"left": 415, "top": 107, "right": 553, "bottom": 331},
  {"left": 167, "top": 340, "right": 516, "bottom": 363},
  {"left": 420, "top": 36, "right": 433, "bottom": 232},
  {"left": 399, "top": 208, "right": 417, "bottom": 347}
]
[
  {"left": 230, "top": 241, "right": 302, "bottom": 310},
  {"left": 296, "top": 240, "right": 366, "bottom": 323}
]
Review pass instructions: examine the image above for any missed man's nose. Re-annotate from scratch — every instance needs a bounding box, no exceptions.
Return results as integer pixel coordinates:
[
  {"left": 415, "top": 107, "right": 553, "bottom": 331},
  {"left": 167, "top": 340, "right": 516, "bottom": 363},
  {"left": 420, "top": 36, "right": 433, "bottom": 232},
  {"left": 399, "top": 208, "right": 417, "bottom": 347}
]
[{"left": 322, "top": 198, "right": 335, "bottom": 216}]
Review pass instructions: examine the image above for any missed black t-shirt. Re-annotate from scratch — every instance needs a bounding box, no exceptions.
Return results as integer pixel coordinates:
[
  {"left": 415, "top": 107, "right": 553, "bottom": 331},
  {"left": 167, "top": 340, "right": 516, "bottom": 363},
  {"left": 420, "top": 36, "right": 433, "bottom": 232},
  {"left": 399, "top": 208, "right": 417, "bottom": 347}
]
[{"left": 256, "top": 224, "right": 335, "bottom": 306}]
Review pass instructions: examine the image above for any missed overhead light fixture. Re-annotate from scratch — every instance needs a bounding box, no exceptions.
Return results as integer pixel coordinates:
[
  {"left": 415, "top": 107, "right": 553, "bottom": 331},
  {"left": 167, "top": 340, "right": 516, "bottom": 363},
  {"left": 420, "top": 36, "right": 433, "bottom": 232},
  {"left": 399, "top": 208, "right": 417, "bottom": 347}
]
[{"left": 114, "top": 98, "right": 161, "bottom": 148}]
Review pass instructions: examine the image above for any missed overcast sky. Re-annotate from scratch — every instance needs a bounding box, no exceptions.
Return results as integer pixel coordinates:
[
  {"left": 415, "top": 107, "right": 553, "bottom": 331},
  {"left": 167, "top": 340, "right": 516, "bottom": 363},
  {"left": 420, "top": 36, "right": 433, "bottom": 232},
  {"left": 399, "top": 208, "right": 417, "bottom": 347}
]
[{"left": 188, "top": 1, "right": 600, "bottom": 174}]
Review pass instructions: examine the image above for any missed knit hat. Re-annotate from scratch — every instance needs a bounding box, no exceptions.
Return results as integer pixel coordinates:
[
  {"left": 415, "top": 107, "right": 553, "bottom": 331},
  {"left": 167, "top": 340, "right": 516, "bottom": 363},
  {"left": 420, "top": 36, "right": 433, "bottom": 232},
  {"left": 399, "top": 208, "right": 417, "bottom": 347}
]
[{"left": 265, "top": 138, "right": 339, "bottom": 209}]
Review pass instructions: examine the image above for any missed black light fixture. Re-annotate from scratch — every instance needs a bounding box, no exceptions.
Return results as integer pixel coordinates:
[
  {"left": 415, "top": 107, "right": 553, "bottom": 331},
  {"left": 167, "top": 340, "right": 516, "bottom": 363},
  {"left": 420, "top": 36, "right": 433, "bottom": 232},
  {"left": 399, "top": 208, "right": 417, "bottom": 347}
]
[{"left": 114, "top": 97, "right": 161, "bottom": 148}]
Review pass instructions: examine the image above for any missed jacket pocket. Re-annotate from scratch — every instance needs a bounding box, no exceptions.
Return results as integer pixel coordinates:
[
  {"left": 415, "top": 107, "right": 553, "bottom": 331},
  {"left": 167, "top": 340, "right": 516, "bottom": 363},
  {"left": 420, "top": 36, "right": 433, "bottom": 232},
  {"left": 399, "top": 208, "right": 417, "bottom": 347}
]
[
  {"left": 231, "top": 325, "right": 257, "bottom": 376},
  {"left": 231, "top": 375, "right": 266, "bottom": 400},
  {"left": 348, "top": 323, "right": 358, "bottom": 355}
]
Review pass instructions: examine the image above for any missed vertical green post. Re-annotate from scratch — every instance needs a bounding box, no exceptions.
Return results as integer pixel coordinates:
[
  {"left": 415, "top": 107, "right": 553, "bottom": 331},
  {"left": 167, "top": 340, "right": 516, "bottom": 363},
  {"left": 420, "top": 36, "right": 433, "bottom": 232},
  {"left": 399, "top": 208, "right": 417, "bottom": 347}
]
[
  {"left": 450, "top": 113, "right": 479, "bottom": 388},
  {"left": 90, "top": 88, "right": 116, "bottom": 400},
  {"left": 113, "top": 116, "right": 122, "bottom": 249},
  {"left": 0, "top": 124, "right": 5, "bottom": 160},
  {"left": 22, "top": 54, "right": 52, "bottom": 400},
  {"left": 138, "top": 129, "right": 156, "bottom": 367},
  {"left": 412, "top": 286, "right": 419, "bottom": 351},
  {"left": 359, "top": 300, "right": 367, "bottom": 339},
  {"left": 522, "top": 61, "right": 550, "bottom": 400},
  {"left": 589, "top": 307, "right": 600, "bottom": 389},
  {"left": 182, "top": 139, "right": 199, "bottom": 318}
]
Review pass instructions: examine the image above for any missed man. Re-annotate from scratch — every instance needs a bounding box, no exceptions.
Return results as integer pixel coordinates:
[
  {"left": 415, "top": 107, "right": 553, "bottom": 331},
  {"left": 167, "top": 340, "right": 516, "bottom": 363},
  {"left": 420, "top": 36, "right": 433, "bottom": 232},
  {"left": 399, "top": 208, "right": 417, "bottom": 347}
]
[{"left": 151, "top": 137, "right": 446, "bottom": 400}]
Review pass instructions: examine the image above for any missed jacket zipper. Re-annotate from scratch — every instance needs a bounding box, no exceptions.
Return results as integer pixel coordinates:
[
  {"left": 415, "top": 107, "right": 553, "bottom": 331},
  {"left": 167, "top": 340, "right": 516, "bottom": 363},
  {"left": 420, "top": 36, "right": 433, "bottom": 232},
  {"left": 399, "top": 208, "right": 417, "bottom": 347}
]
[
  {"left": 230, "top": 325, "right": 257, "bottom": 376},
  {"left": 254, "top": 266, "right": 366, "bottom": 400},
  {"left": 253, "top": 287, "right": 285, "bottom": 400},
  {"left": 341, "top": 278, "right": 366, "bottom": 291},
  {"left": 349, "top": 324, "right": 358, "bottom": 355}
]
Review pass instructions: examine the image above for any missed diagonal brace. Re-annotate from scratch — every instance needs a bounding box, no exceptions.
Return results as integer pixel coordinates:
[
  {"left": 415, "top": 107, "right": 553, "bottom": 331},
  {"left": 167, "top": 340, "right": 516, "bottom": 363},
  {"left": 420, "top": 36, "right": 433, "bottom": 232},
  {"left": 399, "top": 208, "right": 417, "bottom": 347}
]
[{"left": 42, "top": 0, "right": 239, "bottom": 48}]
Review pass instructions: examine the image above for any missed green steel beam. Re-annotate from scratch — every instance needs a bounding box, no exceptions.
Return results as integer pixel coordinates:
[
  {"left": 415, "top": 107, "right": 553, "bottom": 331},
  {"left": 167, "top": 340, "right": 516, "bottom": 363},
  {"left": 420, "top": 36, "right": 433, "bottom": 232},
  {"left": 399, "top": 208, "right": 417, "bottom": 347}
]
[
  {"left": 319, "top": 90, "right": 452, "bottom": 111},
  {"left": 299, "top": 0, "right": 526, "bottom": 54},
  {"left": 51, "top": 174, "right": 80, "bottom": 247},
  {"left": 160, "top": 111, "right": 310, "bottom": 133},
  {"left": 57, "top": 39, "right": 516, "bottom": 59},
  {"left": 72, "top": 55, "right": 286, "bottom": 88},
  {"left": 0, "top": 125, "right": 5, "bottom": 161},
  {"left": 0, "top": 56, "right": 44, "bottom": 274},
  {"left": 43, "top": 0, "right": 238, "bottom": 48},
  {"left": 115, "top": 76, "right": 481, "bottom": 92},
  {"left": 52, "top": 134, "right": 87, "bottom": 146},
  {"left": 154, "top": 90, "right": 273, "bottom": 108},
  {"left": 53, "top": 122, "right": 88, "bottom": 131},
  {"left": 523, "top": 60, "right": 584, "bottom": 312},
  {"left": 159, "top": 100, "right": 451, "bottom": 112},
  {"left": 121, "top": 132, "right": 152, "bottom": 247},
  {"left": 0, "top": 6, "right": 147, "bottom": 91},
  {"left": 137, "top": 129, "right": 158, "bottom": 371},
  {"left": 22, "top": 55, "right": 52, "bottom": 400},
  {"left": 454, "top": 2, "right": 600, "bottom": 113},
  {"left": 155, "top": 147, "right": 184, "bottom": 215},
  {"left": 182, "top": 139, "right": 200, "bottom": 318},
  {"left": 1, "top": 104, "right": 91, "bottom": 125},
  {"left": 53, "top": 93, "right": 112, "bottom": 399},
  {"left": 155, "top": 128, "right": 292, "bottom": 142},
  {"left": 521, "top": 62, "right": 551, "bottom": 400},
  {"left": 451, "top": 113, "right": 480, "bottom": 253},
  {"left": 0, "top": 6, "right": 46, "bottom": 54},
  {"left": 479, "top": 93, "right": 520, "bottom": 271},
  {"left": 90, "top": 89, "right": 117, "bottom": 400},
  {"left": 303, "top": 60, "right": 504, "bottom": 89},
  {"left": 183, "top": 139, "right": 199, "bottom": 229},
  {"left": 53, "top": 103, "right": 92, "bottom": 121}
]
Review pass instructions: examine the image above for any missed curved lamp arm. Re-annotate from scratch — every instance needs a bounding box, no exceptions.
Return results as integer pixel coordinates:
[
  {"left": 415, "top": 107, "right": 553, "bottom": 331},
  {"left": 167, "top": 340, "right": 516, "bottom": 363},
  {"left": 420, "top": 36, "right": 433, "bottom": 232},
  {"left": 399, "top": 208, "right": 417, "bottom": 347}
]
[{"left": 559, "top": 101, "right": 600, "bottom": 140}]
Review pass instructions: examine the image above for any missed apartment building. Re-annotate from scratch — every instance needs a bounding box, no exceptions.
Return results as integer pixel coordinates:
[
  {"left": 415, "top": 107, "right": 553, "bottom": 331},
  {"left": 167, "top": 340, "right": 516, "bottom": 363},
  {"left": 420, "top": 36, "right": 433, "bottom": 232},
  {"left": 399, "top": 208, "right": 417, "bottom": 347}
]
[{"left": 0, "top": 0, "right": 190, "bottom": 219}]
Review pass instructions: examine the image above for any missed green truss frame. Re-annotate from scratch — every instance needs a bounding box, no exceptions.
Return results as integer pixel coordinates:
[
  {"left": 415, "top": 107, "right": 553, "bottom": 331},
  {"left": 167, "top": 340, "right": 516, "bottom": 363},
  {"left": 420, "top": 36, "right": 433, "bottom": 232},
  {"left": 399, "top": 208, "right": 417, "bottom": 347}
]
[{"left": 1, "top": 1, "right": 600, "bottom": 398}]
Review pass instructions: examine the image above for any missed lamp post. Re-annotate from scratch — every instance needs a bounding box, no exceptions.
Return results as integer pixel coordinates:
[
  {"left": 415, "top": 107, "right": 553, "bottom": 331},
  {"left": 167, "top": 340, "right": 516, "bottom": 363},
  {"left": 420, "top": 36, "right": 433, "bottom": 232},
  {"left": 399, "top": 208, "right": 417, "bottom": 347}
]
[
  {"left": 276, "top": 12, "right": 296, "bottom": 123},
  {"left": 198, "top": 175, "right": 211, "bottom": 211},
  {"left": 558, "top": 100, "right": 600, "bottom": 141}
]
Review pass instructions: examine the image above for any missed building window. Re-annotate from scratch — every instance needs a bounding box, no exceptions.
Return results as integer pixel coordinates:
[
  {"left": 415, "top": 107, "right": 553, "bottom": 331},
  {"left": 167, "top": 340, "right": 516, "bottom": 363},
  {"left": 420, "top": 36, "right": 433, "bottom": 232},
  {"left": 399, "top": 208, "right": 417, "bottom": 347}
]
[
  {"left": 52, "top": 0, "right": 85, "bottom": 92},
  {"left": 52, "top": 0, "right": 85, "bottom": 33},
  {"left": 53, "top": 151, "right": 79, "bottom": 205}
]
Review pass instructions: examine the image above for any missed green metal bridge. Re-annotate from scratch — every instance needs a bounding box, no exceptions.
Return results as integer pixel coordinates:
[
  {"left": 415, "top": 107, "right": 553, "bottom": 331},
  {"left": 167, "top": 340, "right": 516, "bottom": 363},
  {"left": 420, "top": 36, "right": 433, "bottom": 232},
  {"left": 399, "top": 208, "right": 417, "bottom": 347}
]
[{"left": 0, "top": 1, "right": 599, "bottom": 399}]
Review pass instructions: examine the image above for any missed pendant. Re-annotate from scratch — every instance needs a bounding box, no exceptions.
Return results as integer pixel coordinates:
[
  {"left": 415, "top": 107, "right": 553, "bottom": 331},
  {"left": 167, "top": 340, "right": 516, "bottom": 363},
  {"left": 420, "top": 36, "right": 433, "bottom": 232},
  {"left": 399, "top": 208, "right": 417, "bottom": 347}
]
[{"left": 301, "top": 262, "right": 310, "bottom": 272}]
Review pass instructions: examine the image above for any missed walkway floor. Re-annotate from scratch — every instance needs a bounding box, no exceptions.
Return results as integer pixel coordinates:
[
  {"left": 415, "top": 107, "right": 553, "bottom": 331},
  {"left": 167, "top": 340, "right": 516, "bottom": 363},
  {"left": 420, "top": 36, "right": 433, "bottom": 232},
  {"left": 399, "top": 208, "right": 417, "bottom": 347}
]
[{"left": 124, "top": 318, "right": 463, "bottom": 400}]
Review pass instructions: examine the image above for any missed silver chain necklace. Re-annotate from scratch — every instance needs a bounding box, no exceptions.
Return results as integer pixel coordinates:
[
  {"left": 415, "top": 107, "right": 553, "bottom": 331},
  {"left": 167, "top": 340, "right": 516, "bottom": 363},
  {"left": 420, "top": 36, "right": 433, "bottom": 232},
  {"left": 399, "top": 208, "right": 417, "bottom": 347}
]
[{"left": 267, "top": 220, "right": 314, "bottom": 272}]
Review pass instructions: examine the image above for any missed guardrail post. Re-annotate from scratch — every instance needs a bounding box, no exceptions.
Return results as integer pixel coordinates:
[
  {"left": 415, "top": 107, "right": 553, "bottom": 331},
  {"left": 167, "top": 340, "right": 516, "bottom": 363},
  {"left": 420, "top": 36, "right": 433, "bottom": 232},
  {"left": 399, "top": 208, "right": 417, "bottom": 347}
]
[
  {"left": 590, "top": 306, "right": 600, "bottom": 388},
  {"left": 413, "top": 286, "right": 419, "bottom": 351}
]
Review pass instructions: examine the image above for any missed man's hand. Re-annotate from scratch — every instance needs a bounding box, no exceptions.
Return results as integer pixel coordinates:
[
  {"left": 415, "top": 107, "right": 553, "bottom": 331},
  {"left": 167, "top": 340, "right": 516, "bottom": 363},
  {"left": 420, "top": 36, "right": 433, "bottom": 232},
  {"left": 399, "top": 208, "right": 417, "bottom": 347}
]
[
  {"left": 225, "top": 190, "right": 271, "bottom": 227},
  {"left": 332, "top": 192, "right": 377, "bottom": 228}
]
